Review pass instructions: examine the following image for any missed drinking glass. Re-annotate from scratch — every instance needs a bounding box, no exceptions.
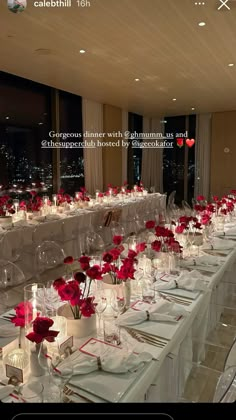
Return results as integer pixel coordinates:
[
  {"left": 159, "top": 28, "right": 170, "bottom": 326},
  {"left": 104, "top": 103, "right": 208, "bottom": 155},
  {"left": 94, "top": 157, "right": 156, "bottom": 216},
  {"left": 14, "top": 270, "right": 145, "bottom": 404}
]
[
  {"left": 103, "top": 318, "right": 121, "bottom": 346},
  {"left": 18, "top": 382, "right": 44, "bottom": 403},
  {"left": 93, "top": 292, "right": 107, "bottom": 337},
  {"left": 110, "top": 287, "right": 126, "bottom": 317},
  {"left": 49, "top": 352, "right": 74, "bottom": 402},
  {"left": 141, "top": 275, "right": 155, "bottom": 304}
]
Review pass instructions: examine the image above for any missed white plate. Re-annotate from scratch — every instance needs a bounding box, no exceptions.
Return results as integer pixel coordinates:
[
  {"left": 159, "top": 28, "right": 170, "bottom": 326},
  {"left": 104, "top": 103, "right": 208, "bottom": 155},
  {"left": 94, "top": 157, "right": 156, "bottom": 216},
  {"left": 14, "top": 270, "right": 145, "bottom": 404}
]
[
  {"left": 70, "top": 362, "right": 146, "bottom": 403},
  {"left": 160, "top": 288, "right": 200, "bottom": 300}
]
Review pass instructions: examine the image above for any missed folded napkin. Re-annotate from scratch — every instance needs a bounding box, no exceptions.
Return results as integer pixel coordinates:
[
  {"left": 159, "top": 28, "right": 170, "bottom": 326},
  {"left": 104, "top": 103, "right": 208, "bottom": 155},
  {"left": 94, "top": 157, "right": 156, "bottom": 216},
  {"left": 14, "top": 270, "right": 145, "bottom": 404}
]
[
  {"left": 0, "top": 324, "right": 18, "bottom": 338},
  {"left": 61, "top": 351, "right": 151, "bottom": 375},
  {"left": 117, "top": 300, "right": 186, "bottom": 326},
  {"left": 180, "top": 254, "right": 222, "bottom": 267},
  {"left": 202, "top": 238, "right": 234, "bottom": 250},
  {"left": 225, "top": 227, "right": 236, "bottom": 236},
  {"left": 153, "top": 270, "right": 207, "bottom": 292},
  {"left": 0, "top": 385, "right": 14, "bottom": 400}
]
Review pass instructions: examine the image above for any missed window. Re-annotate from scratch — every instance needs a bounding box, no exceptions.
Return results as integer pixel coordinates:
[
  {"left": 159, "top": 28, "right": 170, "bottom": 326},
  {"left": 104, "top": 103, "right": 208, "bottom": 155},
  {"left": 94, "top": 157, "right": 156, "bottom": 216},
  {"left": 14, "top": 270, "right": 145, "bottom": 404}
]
[
  {"left": 59, "top": 90, "right": 84, "bottom": 195},
  {"left": 127, "top": 112, "right": 143, "bottom": 186},
  {"left": 0, "top": 71, "right": 84, "bottom": 199},
  {"left": 0, "top": 71, "right": 52, "bottom": 197},
  {"left": 163, "top": 115, "right": 196, "bottom": 205}
]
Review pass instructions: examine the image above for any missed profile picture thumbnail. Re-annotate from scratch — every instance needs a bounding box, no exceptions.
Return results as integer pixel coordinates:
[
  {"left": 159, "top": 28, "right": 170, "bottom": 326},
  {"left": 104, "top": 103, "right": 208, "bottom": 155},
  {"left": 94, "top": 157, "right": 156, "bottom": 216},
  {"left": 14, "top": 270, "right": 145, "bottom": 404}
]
[{"left": 7, "top": 0, "right": 27, "bottom": 13}]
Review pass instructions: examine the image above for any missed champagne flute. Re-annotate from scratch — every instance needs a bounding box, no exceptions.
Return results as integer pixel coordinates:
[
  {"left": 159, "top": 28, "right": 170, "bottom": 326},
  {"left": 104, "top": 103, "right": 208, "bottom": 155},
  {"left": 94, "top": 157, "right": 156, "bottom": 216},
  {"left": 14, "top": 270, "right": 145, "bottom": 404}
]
[
  {"left": 49, "top": 351, "right": 74, "bottom": 402},
  {"left": 110, "top": 287, "right": 126, "bottom": 317},
  {"left": 93, "top": 292, "right": 107, "bottom": 337}
]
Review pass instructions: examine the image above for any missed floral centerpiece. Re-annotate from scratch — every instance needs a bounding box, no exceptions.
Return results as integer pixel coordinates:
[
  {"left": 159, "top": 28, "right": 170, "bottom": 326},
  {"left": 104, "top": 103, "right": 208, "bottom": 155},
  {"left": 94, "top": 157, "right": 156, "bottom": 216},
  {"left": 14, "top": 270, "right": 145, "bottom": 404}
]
[{"left": 25, "top": 316, "right": 59, "bottom": 377}]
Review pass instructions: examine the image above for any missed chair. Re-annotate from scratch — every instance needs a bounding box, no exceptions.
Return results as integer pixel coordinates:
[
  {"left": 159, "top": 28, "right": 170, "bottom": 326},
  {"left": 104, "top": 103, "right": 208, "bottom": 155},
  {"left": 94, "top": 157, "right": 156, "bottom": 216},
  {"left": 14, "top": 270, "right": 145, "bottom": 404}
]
[
  {"left": 167, "top": 191, "right": 176, "bottom": 208},
  {"left": 85, "top": 231, "right": 105, "bottom": 255},
  {"left": 0, "top": 259, "right": 25, "bottom": 289},
  {"left": 34, "top": 241, "right": 66, "bottom": 278}
]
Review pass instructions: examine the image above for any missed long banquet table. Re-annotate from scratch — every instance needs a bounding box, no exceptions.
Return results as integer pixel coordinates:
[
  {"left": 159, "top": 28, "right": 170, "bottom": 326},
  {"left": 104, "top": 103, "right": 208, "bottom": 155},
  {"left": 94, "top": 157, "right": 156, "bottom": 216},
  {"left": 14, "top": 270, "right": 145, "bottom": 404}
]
[
  {"left": 0, "top": 193, "right": 166, "bottom": 281},
  {"left": 1, "top": 217, "right": 236, "bottom": 403}
]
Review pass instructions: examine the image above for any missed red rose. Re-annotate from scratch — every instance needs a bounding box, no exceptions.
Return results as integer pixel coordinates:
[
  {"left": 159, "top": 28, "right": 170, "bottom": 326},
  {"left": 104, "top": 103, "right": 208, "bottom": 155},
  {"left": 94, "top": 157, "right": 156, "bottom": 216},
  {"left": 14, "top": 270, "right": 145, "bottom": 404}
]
[
  {"left": 113, "top": 235, "right": 123, "bottom": 246},
  {"left": 109, "top": 248, "right": 121, "bottom": 260},
  {"left": 151, "top": 240, "right": 162, "bottom": 252},
  {"left": 11, "top": 301, "right": 33, "bottom": 328},
  {"left": 74, "top": 272, "right": 86, "bottom": 283},
  {"left": 79, "top": 256, "right": 91, "bottom": 271},
  {"left": 197, "top": 195, "right": 205, "bottom": 201},
  {"left": 64, "top": 256, "right": 74, "bottom": 264},
  {"left": 26, "top": 316, "right": 59, "bottom": 344},
  {"left": 175, "top": 225, "right": 185, "bottom": 234},
  {"left": 103, "top": 252, "right": 113, "bottom": 263},
  {"left": 136, "top": 242, "right": 146, "bottom": 253},
  {"left": 145, "top": 220, "right": 155, "bottom": 229},
  {"left": 53, "top": 277, "right": 66, "bottom": 290},
  {"left": 128, "top": 250, "right": 137, "bottom": 259},
  {"left": 80, "top": 297, "right": 95, "bottom": 318},
  {"left": 58, "top": 281, "right": 81, "bottom": 304},
  {"left": 86, "top": 265, "right": 102, "bottom": 280}
]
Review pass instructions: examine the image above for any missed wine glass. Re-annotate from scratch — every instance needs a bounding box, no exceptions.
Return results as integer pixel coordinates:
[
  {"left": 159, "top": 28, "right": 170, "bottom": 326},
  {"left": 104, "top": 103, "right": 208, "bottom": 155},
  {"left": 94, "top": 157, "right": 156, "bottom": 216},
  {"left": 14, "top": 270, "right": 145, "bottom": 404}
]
[
  {"left": 93, "top": 291, "right": 107, "bottom": 337},
  {"left": 110, "top": 287, "right": 126, "bottom": 317},
  {"left": 49, "top": 352, "right": 74, "bottom": 402},
  {"left": 141, "top": 274, "right": 156, "bottom": 304}
]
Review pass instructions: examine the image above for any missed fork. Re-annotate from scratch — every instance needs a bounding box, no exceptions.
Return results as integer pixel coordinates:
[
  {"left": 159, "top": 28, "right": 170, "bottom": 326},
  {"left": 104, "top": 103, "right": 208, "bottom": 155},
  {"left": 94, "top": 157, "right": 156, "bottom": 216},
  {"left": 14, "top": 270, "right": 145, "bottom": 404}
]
[
  {"left": 64, "top": 385, "right": 94, "bottom": 403},
  {"left": 125, "top": 328, "right": 165, "bottom": 348}
]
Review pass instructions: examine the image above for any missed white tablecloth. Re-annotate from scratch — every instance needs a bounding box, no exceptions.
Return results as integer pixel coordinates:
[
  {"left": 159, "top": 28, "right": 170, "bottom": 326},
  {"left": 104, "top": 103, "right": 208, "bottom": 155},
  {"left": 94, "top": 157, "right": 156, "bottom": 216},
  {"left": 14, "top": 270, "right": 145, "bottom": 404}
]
[{"left": 0, "top": 194, "right": 166, "bottom": 281}]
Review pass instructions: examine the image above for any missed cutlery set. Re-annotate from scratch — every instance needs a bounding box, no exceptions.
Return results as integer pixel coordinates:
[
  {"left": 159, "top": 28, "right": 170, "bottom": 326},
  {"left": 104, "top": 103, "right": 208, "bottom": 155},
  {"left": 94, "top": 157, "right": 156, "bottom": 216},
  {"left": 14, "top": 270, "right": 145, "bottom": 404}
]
[
  {"left": 124, "top": 327, "right": 169, "bottom": 348},
  {"left": 159, "top": 293, "right": 193, "bottom": 306}
]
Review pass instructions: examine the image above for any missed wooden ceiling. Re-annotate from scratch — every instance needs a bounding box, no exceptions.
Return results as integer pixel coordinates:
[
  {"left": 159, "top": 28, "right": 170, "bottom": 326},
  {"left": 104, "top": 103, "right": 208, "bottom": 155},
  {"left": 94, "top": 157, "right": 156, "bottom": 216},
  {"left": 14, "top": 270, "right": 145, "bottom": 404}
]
[{"left": 1, "top": 0, "right": 236, "bottom": 117}]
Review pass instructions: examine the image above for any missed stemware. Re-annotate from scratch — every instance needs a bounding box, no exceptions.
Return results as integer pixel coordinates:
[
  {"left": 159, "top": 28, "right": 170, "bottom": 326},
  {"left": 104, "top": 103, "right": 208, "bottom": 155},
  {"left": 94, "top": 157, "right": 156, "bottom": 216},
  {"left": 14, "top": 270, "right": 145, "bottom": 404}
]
[
  {"left": 93, "top": 291, "right": 107, "bottom": 337},
  {"left": 49, "top": 352, "right": 74, "bottom": 402},
  {"left": 141, "top": 274, "right": 156, "bottom": 304},
  {"left": 110, "top": 286, "right": 126, "bottom": 317}
]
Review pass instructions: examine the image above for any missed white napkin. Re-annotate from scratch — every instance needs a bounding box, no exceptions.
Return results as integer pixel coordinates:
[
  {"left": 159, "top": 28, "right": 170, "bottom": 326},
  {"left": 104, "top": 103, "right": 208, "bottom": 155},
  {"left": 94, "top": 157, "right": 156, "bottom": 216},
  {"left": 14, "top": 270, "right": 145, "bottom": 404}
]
[
  {"left": 117, "top": 300, "right": 186, "bottom": 326},
  {"left": 225, "top": 227, "right": 236, "bottom": 236},
  {"left": 153, "top": 270, "right": 207, "bottom": 292},
  {"left": 0, "top": 324, "right": 18, "bottom": 338},
  {"left": 62, "top": 351, "right": 151, "bottom": 375},
  {"left": 180, "top": 255, "right": 222, "bottom": 267},
  {"left": 0, "top": 385, "right": 14, "bottom": 400},
  {"left": 202, "top": 238, "right": 234, "bottom": 250}
]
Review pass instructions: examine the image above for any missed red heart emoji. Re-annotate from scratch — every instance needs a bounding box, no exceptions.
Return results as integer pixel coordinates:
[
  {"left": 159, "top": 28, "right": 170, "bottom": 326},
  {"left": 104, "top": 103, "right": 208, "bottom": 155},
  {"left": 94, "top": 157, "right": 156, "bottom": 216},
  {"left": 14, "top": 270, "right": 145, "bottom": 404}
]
[
  {"left": 176, "top": 138, "right": 184, "bottom": 148},
  {"left": 186, "top": 138, "right": 195, "bottom": 148}
]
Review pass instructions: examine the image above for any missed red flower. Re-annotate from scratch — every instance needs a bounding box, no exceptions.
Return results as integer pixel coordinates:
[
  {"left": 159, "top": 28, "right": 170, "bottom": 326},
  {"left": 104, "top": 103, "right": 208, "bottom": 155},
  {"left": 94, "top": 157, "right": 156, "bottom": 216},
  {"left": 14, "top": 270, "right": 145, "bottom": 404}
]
[
  {"left": 79, "top": 256, "right": 91, "bottom": 271},
  {"left": 80, "top": 297, "right": 95, "bottom": 318},
  {"left": 136, "top": 242, "right": 146, "bottom": 253},
  {"left": 175, "top": 225, "right": 185, "bottom": 234},
  {"left": 109, "top": 248, "right": 121, "bottom": 260},
  {"left": 11, "top": 301, "right": 33, "bottom": 328},
  {"left": 151, "top": 240, "right": 162, "bottom": 252},
  {"left": 58, "top": 280, "right": 81, "bottom": 306},
  {"left": 145, "top": 220, "right": 155, "bottom": 229},
  {"left": 74, "top": 272, "right": 86, "bottom": 283},
  {"left": 128, "top": 249, "right": 137, "bottom": 259},
  {"left": 103, "top": 252, "right": 114, "bottom": 263},
  {"left": 64, "top": 256, "right": 74, "bottom": 265},
  {"left": 86, "top": 265, "right": 103, "bottom": 280},
  {"left": 213, "top": 196, "right": 219, "bottom": 202},
  {"left": 53, "top": 277, "right": 66, "bottom": 290},
  {"left": 197, "top": 195, "right": 205, "bottom": 201},
  {"left": 26, "top": 316, "right": 59, "bottom": 344},
  {"left": 113, "top": 235, "right": 123, "bottom": 246}
]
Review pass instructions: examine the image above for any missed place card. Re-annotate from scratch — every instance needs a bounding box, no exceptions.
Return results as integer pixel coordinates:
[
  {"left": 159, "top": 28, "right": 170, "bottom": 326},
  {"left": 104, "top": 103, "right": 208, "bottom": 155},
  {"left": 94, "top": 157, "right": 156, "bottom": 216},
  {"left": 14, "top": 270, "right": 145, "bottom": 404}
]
[
  {"left": 159, "top": 273, "right": 178, "bottom": 282},
  {"left": 5, "top": 364, "right": 23, "bottom": 384},
  {"left": 79, "top": 337, "right": 122, "bottom": 359},
  {"left": 59, "top": 336, "right": 73, "bottom": 355},
  {"left": 130, "top": 300, "right": 152, "bottom": 311}
]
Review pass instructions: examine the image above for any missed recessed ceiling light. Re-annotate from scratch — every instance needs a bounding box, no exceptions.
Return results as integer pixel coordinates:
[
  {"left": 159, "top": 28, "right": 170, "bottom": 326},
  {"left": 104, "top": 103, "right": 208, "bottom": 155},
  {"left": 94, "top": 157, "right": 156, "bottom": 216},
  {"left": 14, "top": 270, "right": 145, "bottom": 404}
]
[
  {"left": 228, "top": 63, "right": 234, "bottom": 67},
  {"left": 134, "top": 78, "right": 140, "bottom": 82},
  {"left": 191, "top": 107, "right": 195, "bottom": 111},
  {"left": 198, "top": 22, "right": 206, "bottom": 27},
  {"left": 79, "top": 49, "right": 86, "bottom": 54},
  {"left": 5, "top": 116, "right": 10, "bottom": 120},
  {"left": 38, "top": 122, "right": 43, "bottom": 125},
  {"left": 172, "top": 98, "right": 177, "bottom": 101}
]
